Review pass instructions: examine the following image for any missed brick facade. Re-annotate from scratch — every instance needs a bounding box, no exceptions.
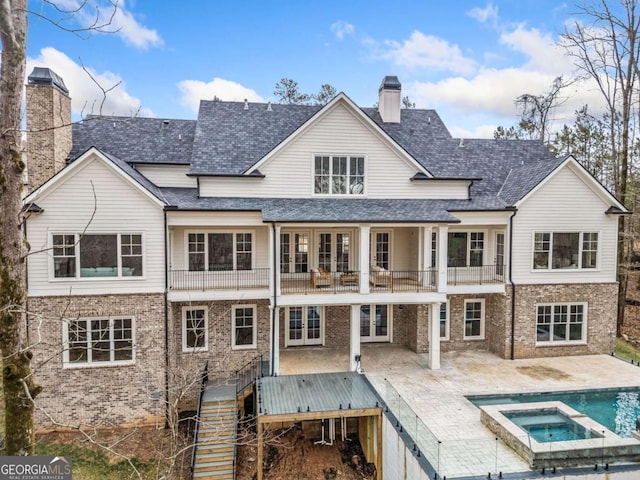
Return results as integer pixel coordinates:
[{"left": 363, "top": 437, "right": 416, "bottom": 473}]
[
  {"left": 26, "top": 83, "right": 71, "bottom": 191},
  {"left": 27, "top": 294, "right": 165, "bottom": 428},
  {"left": 511, "top": 283, "right": 618, "bottom": 358},
  {"left": 170, "top": 299, "right": 271, "bottom": 411}
]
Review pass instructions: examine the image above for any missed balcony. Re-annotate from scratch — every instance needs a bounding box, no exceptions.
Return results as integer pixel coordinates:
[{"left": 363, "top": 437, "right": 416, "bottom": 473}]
[
  {"left": 280, "top": 269, "right": 437, "bottom": 295},
  {"left": 169, "top": 268, "right": 270, "bottom": 291},
  {"left": 447, "top": 264, "right": 505, "bottom": 285}
]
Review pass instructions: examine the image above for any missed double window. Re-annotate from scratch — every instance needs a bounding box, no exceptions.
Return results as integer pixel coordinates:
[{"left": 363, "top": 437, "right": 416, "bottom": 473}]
[
  {"left": 232, "top": 305, "right": 257, "bottom": 349},
  {"left": 314, "top": 155, "right": 365, "bottom": 195},
  {"left": 188, "top": 232, "right": 252, "bottom": 271},
  {"left": 533, "top": 232, "right": 598, "bottom": 270},
  {"left": 536, "top": 303, "right": 586, "bottom": 343},
  {"left": 53, "top": 233, "right": 143, "bottom": 278},
  {"left": 448, "top": 232, "right": 484, "bottom": 267},
  {"left": 63, "top": 317, "right": 134, "bottom": 366},
  {"left": 182, "top": 307, "right": 208, "bottom": 352}
]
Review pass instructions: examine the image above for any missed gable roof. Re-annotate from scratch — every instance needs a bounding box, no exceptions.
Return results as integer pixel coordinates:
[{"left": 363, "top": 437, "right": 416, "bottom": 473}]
[
  {"left": 189, "top": 101, "right": 321, "bottom": 176},
  {"left": 70, "top": 116, "right": 196, "bottom": 165},
  {"left": 60, "top": 95, "right": 626, "bottom": 213},
  {"left": 25, "top": 147, "right": 168, "bottom": 207}
]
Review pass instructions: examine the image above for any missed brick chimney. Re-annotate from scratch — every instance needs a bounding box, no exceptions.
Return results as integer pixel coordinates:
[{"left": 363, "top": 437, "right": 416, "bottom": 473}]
[
  {"left": 26, "top": 67, "right": 72, "bottom": 190},
  {"left": 378, "top": 76, "right": 401, "bottom": 123}
]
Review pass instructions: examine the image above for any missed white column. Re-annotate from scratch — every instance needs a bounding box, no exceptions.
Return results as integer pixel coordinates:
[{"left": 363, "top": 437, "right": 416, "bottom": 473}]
[
  {"left": 272, "top": 306, "right": 280, "bottom": 375},
  {"left": 350, "top": 304, "right": 361, "bottom": 371},
  {"left": 437, "top": 225, "right": 448, "bottom": 292},
  {"left": 428, "top": 303, "right": 441, "bottom": 370},
  {"left": 359, "top": 225, "right": 371, "bottom": 294},
  {"left": 422, "top": 226, "right": 432, "bottom": 287},
  {"left": 273, "top": 225, "right": 281, "bottom": 296}
]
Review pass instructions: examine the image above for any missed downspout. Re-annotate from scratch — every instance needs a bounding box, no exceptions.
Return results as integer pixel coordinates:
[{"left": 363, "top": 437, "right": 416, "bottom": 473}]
[
  {"left": 270, "top": 223, "right": 278, "bottom": 376},
  {"left": 508, "top": 207, "right": 517, "bottom": 360},
  {"left": 163, "top": 209, "right": 170, "bottom": 428}
]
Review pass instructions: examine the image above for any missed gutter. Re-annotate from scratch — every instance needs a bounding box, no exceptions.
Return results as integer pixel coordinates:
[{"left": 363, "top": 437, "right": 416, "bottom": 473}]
[
  {"left": 270, "top": 223, "right": 278, "bottom": 376},
  {"left": 507, "top": 207, "right": 517, "bottom": 360},
  {"left": 163, "top": 209, "right": 170, "bottom": 427}
]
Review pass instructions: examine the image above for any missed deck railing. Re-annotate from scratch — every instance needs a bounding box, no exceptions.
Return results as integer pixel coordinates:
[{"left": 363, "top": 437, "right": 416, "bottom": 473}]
[
  {"left": 281, "top": 271, "right": 360, "bottom": 294},
  {"left": 170, "top": 268, "right": 269, "bottom": 291},
  {"left": 369, "top": 269, "right": 437, "bottom": 292},
  {"left": 190, "top": 361, "right": 209, "bottom": 477},
  {"left": 447, "top": 264, "right": 505, "bottom": 285},
  {"left": 236, "top": 354, "right": 263, "bottom": 397}
]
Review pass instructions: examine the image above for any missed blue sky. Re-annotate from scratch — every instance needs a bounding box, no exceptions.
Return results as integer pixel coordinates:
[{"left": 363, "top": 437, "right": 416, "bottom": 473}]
[{"left": 27, "top": 0, "right": 593, "bottom": 137}]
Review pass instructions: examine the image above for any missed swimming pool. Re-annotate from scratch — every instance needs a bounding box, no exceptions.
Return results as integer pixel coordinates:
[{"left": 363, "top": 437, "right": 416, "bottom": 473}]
[{"left": 468, "top": 387, "right": 640, "bottom": 438}]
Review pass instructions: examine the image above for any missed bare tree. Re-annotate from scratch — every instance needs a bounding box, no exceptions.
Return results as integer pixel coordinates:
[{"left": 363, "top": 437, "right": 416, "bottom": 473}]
[
  {"left": 0, "top": 0, "right": 121, "bottom": 456},
  {"left": 562, "top": 0, "right": 640, "bottom": 334},
  {"left": 0, "top": 0, "right": 41, "bottom": 456},
  {"left": 515, "top": 76, "right": 568, "bottom": 145}
]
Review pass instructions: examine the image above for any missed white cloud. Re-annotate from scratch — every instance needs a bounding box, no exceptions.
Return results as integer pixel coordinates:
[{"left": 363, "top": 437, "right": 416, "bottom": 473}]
[
  {"left": 467, "top": 3, "right": 499, "bottom": 24},
  {"left": 500, "top": 24, "right": 566, "bottom": 74},
  {"left": 330, "top": 20, "right": 355, "bottom": 40},
  {"left": 50, "top": 0, "right": 162, "bottom": 50},
  {"left": 381, "top": 31, "right": 477, "bottom": 75},
  {"left": 28, "top": 47, "right": 153, "bottom": 117},
  {"left": 177, "top": 78, "right": 264, "bottom": 112}
]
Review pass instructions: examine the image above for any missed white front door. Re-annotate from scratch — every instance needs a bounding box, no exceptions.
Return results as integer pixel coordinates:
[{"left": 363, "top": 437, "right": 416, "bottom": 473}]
[
  {"left": 371, "top": 231, "right": 390, "bottom": 269},
  {"left": 360, "top": 304, "right": 391, "bottom": 343},
  {"left": 286, "top": 306, "right": 323, "bottom": 346},
  {"left": 318, "top": 232, "right": 351, "bottom": 272}
]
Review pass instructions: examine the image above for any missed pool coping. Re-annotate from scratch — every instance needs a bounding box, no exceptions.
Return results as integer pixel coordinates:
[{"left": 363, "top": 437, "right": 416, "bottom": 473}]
[{"left": 481, "top": 401, "right": 640, "bottom": 469}]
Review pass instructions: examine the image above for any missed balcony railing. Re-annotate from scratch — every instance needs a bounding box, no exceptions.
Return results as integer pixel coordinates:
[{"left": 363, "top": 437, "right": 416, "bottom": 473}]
[
  {"left": 369, "top": 269, "right": 437, "bottom": 292},
  {"left": 169, "top": 268, "right": 270, "bottom": 291},
  {"left": 281, "top": 271, "right": 360, "bottom": 294},
  {"left": 447, "top": 264, "right": 505, "bottom": 285},
  {"left": 280, "top": 269, "right": 438, "bottom": 294}
]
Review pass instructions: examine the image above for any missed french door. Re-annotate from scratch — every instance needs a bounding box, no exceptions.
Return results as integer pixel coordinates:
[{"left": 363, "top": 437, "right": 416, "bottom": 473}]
[
  {"left": 371, "top": 231, "right": 390, "bottom": 269},
  {"left": 360, "top": 304, "right": 390, "bottom": 342},
  {"left": 495, "top": 232, "right": 505, "bottom": 277},
  {"left": 286, "top": 306, "right": 323, "bottom": 346},
  {"left": 318, "top": 232, "right": 351, "bottom": 272}
]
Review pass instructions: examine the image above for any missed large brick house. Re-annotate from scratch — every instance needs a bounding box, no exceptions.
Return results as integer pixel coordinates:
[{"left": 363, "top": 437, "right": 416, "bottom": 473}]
[{"left": 23, "top": 68, "right": 627, "bottom": 427}]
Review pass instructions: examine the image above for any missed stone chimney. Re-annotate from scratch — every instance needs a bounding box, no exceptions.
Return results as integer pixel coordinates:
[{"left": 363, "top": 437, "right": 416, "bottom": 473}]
[
  {"left": 378, "top": 75, "right": 401, "bottom": 123},
  {"left": 26, "top": 67, "right": 72, "bottom": 190}
]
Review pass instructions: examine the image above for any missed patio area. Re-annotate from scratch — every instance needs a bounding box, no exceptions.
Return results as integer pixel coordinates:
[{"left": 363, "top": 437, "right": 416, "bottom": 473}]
[{"left": 280, "top": 345, "right": 640, "bottom": 477}]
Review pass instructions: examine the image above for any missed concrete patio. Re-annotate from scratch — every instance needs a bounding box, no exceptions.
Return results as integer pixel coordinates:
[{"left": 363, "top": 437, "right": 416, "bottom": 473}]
[{"left": 279, "top": 345, "right": 640, "bottom": 477}]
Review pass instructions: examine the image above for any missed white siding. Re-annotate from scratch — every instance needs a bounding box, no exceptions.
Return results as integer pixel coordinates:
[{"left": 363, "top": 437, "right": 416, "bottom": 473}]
[
  {"left": 27, "top": 155, "right": 165, "bottom": 296},
  {"left": 512, "top": 165, "right": 618, "bottom": 284},
  {"left": 199, "top": 103, "right": 468, "bottom": 199},
  {"left": 135, "top": 165, "right": 196, "bottom": 188}
]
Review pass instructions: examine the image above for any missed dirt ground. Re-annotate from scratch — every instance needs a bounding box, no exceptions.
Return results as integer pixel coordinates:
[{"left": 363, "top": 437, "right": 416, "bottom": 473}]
[
  {"left": 37, "top": 425, "right": 191, "bottom": 479},
  {"left": 236, "top": 425, "right": 376, "bottom": 480}
]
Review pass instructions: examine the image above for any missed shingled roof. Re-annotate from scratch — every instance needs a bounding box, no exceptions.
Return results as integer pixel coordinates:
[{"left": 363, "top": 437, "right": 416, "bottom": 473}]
[{"left": 67, "top": 96, "right": 570, "bottom": 211}]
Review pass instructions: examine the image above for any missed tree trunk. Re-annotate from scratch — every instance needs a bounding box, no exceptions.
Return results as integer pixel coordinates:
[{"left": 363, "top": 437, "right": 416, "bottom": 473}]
[{"left": 0, "top": 0, "right": 42, "bottom": 455}]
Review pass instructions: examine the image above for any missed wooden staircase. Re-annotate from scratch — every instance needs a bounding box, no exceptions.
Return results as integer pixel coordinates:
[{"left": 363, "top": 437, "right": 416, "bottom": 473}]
[{"left": 192, "top": 386, "right": 237, "bottom": 480}]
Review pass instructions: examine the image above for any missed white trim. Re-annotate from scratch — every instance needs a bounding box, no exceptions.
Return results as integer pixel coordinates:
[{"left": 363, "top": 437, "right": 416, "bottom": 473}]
[
  {"left": 232, "top": 304, "right": 258, "bottom": 350},
  {"left": 184, "top": 229, "right": 256, "bottom": 271},
  {"left": 284, "top": 305, "right": 325, "bottom": 347},
  {"left": 535, "top": 302, "right": 588, "bottom": 345},
  {"left": 25, "top": 147, "right": 165, "bottom": 208},
  {"left": 62, "top": 316, "right": 136, "bottom": 368},
  {"left": 515, "top": 156, "right": 628, "bottom": 211},
  {"left": 311, "top": 153, "right": 367, "bottom": 197},
  {"left": 360, "top": 304, "right": 392, "bottom": 343},
  {"left": 49, "top": 232, "right": 146, "bottom": 281},
  {"left": 530, "top": 230, "right": 601, "bottom": 272},
  {"left": 246, "top": 94, "right": 431, "bottom": 176},
  {"left": 463, "top": 298, "right": 485, "bottom": 340},
  {"left": 181, "top": 306, "right": 209, "bottom": 352},
  {"left": 439, "top": 301, "right": 450, "bottom": 341}
]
